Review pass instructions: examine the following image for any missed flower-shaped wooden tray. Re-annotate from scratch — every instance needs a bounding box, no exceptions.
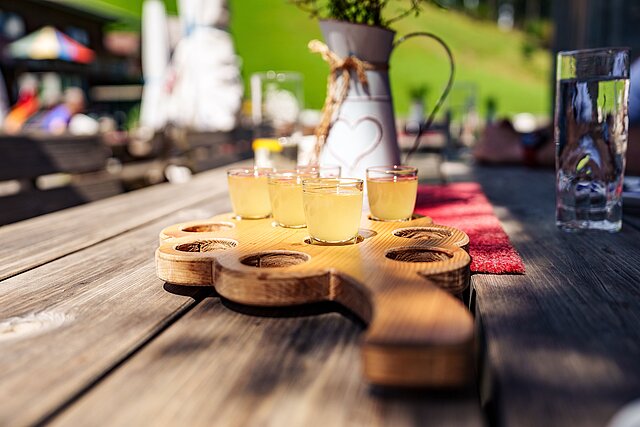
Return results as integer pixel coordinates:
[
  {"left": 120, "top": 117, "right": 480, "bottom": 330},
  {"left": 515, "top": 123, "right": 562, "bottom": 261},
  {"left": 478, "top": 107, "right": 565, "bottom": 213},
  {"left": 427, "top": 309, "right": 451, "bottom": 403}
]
[{"left": 156, "top": 213, "right": 474, "bottom": 388}]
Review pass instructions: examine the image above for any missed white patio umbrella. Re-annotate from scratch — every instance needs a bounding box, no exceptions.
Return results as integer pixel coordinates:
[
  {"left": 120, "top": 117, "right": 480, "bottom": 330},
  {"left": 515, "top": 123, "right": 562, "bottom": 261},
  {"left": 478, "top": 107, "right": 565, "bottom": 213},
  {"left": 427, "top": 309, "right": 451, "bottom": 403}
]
[
  {"left": 139, "top": 0, "right": 170, "bottom": 130},
  {"left": 167, "top": 0, "right": 242, "bottom": 132}
]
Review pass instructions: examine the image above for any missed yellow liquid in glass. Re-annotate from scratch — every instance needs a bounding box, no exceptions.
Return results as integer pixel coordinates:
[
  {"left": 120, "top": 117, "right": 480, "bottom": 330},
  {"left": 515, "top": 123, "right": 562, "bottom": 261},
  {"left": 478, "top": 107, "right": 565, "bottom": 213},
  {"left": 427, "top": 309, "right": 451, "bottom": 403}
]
[
  {"left": 303, "top": 188, "right": 363, "bottom": 243},
  {"left": 228, "top": 175, "right": 271, "bottom": 218},
  {"left": 269, "top": 180, "right": 306, "bottom": 227},
  {"left": 367, "top": 177, "right": 418, "bottom": 221}
]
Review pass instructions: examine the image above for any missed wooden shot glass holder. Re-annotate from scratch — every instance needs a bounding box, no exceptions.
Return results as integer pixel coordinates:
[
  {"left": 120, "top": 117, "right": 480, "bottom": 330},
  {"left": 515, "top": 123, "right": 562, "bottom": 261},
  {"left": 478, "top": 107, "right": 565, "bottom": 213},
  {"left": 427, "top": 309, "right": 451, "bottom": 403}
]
[{"left": 156, "top": 213, "right": 474, "bottom": 388}]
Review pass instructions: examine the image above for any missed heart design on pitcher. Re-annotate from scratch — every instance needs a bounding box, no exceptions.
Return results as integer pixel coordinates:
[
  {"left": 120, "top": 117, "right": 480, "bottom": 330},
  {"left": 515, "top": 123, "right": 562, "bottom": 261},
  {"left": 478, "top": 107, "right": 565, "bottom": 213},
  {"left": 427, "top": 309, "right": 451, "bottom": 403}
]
[{"left": 325, "top": 116, "right": 383, "bottom": 175}]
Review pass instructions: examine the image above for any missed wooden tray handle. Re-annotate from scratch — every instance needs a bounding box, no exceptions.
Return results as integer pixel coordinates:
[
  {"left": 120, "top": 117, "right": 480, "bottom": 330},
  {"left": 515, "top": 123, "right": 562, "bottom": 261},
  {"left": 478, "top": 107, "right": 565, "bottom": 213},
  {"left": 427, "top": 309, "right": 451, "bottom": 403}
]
[{"left": 355, "top": 274, "right": 475, "bottom": 388}]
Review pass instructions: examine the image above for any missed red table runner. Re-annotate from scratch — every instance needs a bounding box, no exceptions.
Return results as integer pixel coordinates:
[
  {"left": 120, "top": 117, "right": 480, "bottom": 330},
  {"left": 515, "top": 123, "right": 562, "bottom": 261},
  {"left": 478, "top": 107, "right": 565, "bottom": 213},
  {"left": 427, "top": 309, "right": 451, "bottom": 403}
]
[{"left": 414, "top": 182, "right": 525, "bottom": 274}]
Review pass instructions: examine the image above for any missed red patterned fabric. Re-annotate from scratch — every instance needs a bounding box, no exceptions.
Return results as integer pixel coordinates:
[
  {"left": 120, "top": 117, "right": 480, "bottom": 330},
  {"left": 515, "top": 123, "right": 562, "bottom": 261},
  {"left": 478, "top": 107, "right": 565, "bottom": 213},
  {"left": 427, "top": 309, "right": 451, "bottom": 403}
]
[{"left": 414, "top": 183, "right": 525, "bottom": 274}]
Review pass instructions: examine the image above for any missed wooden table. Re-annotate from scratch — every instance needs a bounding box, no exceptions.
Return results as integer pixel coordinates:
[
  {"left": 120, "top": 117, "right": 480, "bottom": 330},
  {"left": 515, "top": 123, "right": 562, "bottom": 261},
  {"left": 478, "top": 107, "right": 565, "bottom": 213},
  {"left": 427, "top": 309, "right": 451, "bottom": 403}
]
[{"left": 1, "top": 163, "right": 639, "bottom": 426}]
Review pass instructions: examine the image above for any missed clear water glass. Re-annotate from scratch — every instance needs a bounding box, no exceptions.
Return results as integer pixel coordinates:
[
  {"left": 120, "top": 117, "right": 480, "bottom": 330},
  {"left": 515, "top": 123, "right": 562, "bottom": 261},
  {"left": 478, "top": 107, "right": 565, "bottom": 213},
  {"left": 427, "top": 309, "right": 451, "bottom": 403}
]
[
  {"left": 250, "top": 71, "right": 304, "bottom": 169},
  {"left": 555, "top": 48, "right": 629, "bottom": 232}
]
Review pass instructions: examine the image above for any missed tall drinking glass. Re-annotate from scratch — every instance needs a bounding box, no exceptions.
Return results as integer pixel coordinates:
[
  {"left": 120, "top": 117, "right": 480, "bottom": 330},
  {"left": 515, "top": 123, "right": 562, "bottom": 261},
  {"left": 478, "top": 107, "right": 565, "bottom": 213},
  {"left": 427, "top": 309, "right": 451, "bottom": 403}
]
[
  {"left": 250, "top": 71, "right": 304, "bottom": 169},
  {"left": 555, "top": 48, "right": 629, "bottom": 232}
]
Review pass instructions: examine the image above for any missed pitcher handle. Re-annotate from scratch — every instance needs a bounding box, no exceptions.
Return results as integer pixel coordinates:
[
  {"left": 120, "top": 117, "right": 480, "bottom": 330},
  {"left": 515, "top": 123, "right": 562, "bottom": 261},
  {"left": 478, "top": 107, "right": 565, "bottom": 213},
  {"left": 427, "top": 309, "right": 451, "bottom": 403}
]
[{"left": 393, "top": 32, "right": 455, "bottom": 163}]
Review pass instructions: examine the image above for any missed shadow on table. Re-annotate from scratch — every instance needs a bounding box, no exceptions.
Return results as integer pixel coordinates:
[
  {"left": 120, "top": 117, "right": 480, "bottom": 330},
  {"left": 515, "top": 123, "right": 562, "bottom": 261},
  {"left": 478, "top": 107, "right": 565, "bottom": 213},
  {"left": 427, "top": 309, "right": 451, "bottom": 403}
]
[
  {"left": 220, "top": 298, "right": 367, "bottom": 329},
  {"left": 163, "top": 282, "right": 367, "bottom": 327},
  {"left": 163, "top": 282, "right": 215, "bottom": 299}
]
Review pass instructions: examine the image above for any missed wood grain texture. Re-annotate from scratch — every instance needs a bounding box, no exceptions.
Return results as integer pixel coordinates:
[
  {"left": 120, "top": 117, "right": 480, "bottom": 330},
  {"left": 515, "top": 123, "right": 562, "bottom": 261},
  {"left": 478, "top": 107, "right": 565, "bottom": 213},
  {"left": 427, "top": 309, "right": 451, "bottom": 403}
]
[
  {"left": 0, "top": 160, "right": 251, "bottom": 281},
  {"left": 0, "top": 197, "right": 231, "bottom": 426},
  {"left": 156, "top": 213, "right": 474, "bottom": 387},
  {"left": 52, "top": 298, "right": 485, "bottom": 427},
  {"left": 472, "top": 166, "right": 640, "bottom": 427}
]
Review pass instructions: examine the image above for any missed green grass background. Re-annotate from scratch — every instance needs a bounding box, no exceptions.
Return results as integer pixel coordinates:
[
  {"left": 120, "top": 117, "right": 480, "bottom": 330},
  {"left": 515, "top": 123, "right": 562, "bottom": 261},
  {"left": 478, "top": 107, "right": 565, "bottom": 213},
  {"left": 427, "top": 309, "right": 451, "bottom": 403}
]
[{"left": 82, "top": 0, "right": 552, "bottom": 117}]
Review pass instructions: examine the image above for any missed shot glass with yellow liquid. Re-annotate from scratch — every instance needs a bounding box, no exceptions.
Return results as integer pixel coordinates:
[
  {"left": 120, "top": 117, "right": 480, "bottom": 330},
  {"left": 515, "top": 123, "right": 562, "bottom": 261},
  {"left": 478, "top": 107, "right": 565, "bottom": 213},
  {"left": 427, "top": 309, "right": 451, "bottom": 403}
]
[
  {"left": 227, "top": 167, "right": 273, "bottom": 219},
  {"left": 302, "top": 178, "right": 363, "bottom": 244},
  {"left": 268, "top": 170, "right": 318, "bottom": 228},
  {"left": 367, "top": 165, "right": 418, "bottom": 221}
]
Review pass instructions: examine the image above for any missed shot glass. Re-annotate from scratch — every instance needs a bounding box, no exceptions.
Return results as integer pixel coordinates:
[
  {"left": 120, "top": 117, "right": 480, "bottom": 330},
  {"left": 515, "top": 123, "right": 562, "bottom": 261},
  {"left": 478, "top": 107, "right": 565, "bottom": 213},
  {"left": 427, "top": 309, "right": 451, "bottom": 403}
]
[
  {"left": 268, "top": 169, "right": 318, "bottom": 228},
  {"left": 555, "top": 48, "right": 629, "bottom": 232},
  {"left": 227, "top": 167, "right": 273, "bottom": 219},
  {"left": 297, "top": 164, "right": 342, "bottom": 178},
  {"left": 366, "top": 165, "right": 418, "bottom": 221},
  {"left": 302, "top": 178, "right": 363, "bottom": 244}
]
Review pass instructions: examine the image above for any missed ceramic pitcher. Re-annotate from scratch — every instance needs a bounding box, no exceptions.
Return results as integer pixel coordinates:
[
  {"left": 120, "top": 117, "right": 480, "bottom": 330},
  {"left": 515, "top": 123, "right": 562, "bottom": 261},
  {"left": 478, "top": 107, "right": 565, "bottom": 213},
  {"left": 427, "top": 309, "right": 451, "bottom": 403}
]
[{"left": 319, "top": 20, "right": 453, "bottom": 180}]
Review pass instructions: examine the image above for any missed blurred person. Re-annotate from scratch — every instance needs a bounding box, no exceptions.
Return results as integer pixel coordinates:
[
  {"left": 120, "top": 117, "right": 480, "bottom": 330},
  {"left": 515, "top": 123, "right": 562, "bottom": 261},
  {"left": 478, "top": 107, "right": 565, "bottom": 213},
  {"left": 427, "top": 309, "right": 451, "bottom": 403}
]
[
  {"left": 40, "top": 87, "right": 85, "bottom": 134},
  {"left": 68, "top": 114, "right": 99, "bottom": 135},
  {"left": 3, "top": 74, "right": 39, "bottom": 134},
  {"left": 40, "top": 73, "right": 63, "bottom": 109},
  {"left": 474, "top": 58, "right": 640, "bottom": 176},
  {"left": 23, "top": 73, "right": 63, "bottom": 132},
  {"left": 473, "top": 118, "right": 555, "bottom": 167}
]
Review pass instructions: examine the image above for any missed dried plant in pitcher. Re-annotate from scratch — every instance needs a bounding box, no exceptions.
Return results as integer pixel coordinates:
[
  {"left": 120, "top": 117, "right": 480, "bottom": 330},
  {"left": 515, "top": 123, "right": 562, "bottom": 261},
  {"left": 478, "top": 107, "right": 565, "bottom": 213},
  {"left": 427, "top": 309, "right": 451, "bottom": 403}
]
[{"left": 291, "top": 0, "right": 442, "bottom": 28}]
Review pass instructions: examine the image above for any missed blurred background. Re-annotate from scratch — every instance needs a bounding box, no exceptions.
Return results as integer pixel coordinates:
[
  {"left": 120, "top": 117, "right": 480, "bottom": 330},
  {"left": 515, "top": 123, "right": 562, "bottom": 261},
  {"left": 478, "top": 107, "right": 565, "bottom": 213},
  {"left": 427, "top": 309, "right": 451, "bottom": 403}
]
[{"left": 1, "top": 0, "right": 639, "bottom": 225}]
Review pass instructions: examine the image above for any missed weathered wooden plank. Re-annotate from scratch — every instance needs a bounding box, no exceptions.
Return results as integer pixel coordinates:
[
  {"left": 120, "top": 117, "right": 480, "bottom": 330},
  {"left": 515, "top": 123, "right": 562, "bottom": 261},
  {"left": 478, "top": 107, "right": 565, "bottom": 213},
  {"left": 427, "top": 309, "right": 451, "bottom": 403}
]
[
  {"left": 0, "top": 194, "right": 231, "bottom": 426},
  {"left": 0, "top": 161, "right": 249, "bottom": 281},
  {"left": 472, "top": 166, "right": 640, "bottom": 427},
  {"left": 52, "top": 299, "right": 484, "bottom": 427}
]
